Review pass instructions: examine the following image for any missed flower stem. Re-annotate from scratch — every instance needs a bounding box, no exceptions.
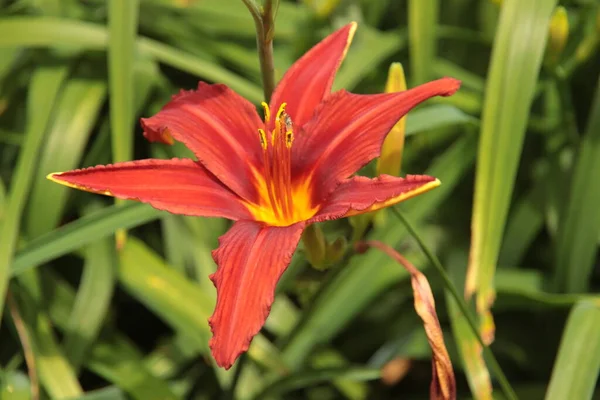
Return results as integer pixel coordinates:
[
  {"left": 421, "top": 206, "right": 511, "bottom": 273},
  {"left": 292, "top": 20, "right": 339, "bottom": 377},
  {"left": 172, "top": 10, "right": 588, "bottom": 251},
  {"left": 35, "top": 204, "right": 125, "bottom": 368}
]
[
  {"left": 389, "top": 207, "right": 518, "bottom": 400},
  {"left": 241, "top": 0, "right": 278, "bottom": 102}
]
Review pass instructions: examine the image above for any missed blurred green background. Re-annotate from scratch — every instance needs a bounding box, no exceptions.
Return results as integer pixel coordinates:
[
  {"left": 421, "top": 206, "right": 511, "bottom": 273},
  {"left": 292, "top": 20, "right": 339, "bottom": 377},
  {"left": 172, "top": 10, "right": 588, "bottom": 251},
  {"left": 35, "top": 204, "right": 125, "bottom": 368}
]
[{"left": 1, "top": 0, "right": 600, "bottom": 399}]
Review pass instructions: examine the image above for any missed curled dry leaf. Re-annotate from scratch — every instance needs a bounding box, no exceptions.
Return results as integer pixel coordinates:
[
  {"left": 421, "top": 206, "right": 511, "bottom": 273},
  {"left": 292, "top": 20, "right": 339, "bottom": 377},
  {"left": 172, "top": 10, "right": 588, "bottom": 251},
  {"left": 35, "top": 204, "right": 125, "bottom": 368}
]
[{"left": 356, "top": 241, "right": 456, "bottom": 400}]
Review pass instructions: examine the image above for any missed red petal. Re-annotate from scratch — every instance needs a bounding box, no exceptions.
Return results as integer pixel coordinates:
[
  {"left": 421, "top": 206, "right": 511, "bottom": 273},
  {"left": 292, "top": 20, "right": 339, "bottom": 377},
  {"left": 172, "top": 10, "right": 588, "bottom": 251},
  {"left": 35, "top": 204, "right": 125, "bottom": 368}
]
[
  {"left": 268, "top": 23, "right": 357, "bottom": 129},
  {"left": 293, "top": 78, "right": 460, "bottom": 203},
  {"left": 141, "top": 83, "right": 264, "bottom": 202},
  {"left": 49, "top": 159, "right": 253, "bottom": 220},
  {"left": 310, "top": 174, "right": 440, "bottom": 222},
  {"left": 209, "top": 220, "right": 304, "bottom": 369}
]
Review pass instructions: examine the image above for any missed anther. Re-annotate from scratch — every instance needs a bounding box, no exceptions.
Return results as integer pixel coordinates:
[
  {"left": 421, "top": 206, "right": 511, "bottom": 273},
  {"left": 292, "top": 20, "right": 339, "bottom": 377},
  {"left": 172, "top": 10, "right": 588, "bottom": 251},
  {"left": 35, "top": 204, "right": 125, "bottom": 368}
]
[
  {"left": 258, "top": 129, "right": 268, "bottom": 150},
  {"left": 276, "top": 102, "right": 288, "bottom": 121},
  {"left": 261, "top": 102, "right": 271, "bottom": 123},
  {"left": 285, "top": 131, "right": 294, "bottom": 148}
]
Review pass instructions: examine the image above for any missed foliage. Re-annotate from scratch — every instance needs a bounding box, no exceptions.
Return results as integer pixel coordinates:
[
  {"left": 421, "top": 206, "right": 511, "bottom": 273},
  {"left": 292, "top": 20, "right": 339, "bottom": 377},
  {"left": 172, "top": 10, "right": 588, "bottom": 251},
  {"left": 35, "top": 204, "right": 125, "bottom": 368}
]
[{"left": 0, "top": 0, "right": 599, "bottom": 398}]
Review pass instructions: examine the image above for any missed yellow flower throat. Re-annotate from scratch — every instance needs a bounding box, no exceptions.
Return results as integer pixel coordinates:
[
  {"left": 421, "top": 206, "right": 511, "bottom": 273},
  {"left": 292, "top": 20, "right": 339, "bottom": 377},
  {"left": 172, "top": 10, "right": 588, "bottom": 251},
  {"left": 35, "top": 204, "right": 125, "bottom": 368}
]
[{"left": 247, "top": 103, "right": 317, "bottom": 226}]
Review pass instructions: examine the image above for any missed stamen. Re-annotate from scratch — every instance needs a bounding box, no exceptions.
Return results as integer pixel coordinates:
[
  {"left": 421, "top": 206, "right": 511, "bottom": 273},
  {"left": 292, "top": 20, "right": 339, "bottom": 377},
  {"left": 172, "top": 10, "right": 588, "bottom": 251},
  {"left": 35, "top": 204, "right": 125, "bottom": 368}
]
[
  {"left": 275, "top": 102, "right": 287, "bottom": 121},
  {"left": 258, "top": 128, "right": 268, "bottom": 150},
  {"left": 261, "top": 102, "right": 270, "bottom": 123},
  {"left": 257, "top": 102, "right": 298, "bottom": 224}
]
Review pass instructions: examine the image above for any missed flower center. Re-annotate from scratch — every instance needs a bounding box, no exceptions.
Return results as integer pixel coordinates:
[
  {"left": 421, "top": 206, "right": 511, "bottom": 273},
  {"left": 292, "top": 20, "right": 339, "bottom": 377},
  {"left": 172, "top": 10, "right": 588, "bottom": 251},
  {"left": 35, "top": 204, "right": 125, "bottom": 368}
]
[{"left": 247, "top": 103, "right": 317, "bottom": 226}]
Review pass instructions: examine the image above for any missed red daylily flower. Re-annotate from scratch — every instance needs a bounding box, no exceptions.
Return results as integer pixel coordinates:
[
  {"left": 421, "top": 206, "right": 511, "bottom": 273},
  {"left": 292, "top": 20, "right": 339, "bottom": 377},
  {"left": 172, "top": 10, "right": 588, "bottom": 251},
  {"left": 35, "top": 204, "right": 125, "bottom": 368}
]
[{"left": 49, "top": 23, "right": 460, "bottom": 369}]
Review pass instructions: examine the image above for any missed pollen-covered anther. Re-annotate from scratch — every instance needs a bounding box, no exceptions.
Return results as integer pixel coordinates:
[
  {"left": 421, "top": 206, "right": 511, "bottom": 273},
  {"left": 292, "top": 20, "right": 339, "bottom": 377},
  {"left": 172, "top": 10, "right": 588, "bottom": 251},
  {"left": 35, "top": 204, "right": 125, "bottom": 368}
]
[
  {"left": 258, "top": 128, "right": 268, "bottom": 150},
  {"left": 261, "top": 101, "right": 271, "bottom": 123}
]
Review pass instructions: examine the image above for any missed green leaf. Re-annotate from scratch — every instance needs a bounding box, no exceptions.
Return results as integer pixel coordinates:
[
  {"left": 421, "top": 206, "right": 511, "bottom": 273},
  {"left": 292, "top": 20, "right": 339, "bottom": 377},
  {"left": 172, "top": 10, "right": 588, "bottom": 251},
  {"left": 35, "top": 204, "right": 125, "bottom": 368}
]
[
  {"left": 32, "top": 313, "right": 83, "bottom": 398},
  {"left": 495, "top": 269, "right": 600, "bottom": 308},
  {"left": 88, "top": 336, "right": 180, "bottom": 400},
  {"left": 38, "top": 270, "right": 179, "bottom": 400},
  {"left": 118, "top": 239, "right": 212, "bottom": 351},
  {"left": 108, "top": 0, "right": 139, "bottom": 163},
  {"left": 405, "top": 104, "right": 477, "bottom": 137},
  {"left": 0, "top": 17, "right": 107, "bottom": 48},
  {"left": 466, "top": 0, "right": 558, "bottom": 335},
  {"left": 333, "top": 26, "right": 406, "bottom": 91},
  {"left": 138, "top": 37, "right": 263, "bottom": 102},
  {"left": 15, "top": 274, "right": 83, "bottom": 398},
  {"left": 433, "top": 58, "right": 486, "bottom": 93},
  {"left": 108, "top": 0, "right": 140, "bottom": 240},
  {"left": 0, "top": 370, "right": 31, "bottom": 400},
  {"left": 66, "top": 387, "right": 127, "bottom": 400},
  {"left": 253, "top": 367, "right": 381, "bottom": 400},
  {"left": 555, "top": 77, "right": 600, "bottom": 292},
  {"left": 63, "top": 233, "right": 117, "bottom": 370},
  {"left": 12, "top": 203, "right": 161, "bottom": 276},
  {"left": 0, "top": 64, "right": 68, "bottom": 327},
  {"left": 26, "top": 77, "right": 107, "bottom": 237},
  {"left": 0, "top": 178, "right": 6, "bottom": 221},
  {"left": 545, "top": 301, "right": 600, "bottom": 400},
  {"left": 0, "top": 17, "right": 263, "bottom": 102},
  {"left": 446, "top": 251, "right": 493, "bottom": 399},
  {"left": 408, "top": 0, "right": 438, "bottom": 84}
]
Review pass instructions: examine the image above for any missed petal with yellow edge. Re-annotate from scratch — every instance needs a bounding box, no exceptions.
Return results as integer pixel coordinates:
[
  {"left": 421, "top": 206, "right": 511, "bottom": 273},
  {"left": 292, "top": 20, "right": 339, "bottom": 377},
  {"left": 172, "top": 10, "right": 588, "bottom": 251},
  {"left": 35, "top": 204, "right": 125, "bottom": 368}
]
[
  {"left": 48, "top": 159, "right": 253, "bottom": 220},
  {"left": 293, "top": 78, "right": 460, "bottom": 202},
  {"left": 269, "top": 22, "right": 357, "bottom": 130},
  {"left": 310, "top": 174, "right": 440, "bottom": 222}
]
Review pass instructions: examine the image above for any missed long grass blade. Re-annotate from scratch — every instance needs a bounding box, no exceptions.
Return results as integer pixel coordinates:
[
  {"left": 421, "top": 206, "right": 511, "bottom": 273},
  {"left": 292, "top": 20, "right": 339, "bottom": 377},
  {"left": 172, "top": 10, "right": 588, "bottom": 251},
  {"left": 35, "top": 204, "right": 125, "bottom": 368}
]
[
  {"left": 63, "top": 234, "right": 117, "bottom": 370},
  {"left": 554, "top": 77, "right": 600, "bottom": 292},
  {"left": 253, "top": 367, "right": 381, "bottom": 399},
  {"left": 26, "top": 77, "right": 106, "bottom": 238},
  {"left": 88, "top": 337, "right": 180, "bottom": 400},
  {"left": 108, "top": 0, "right": 140, "bottom": 245},
  {"left": 0, "top": 65, "right": 68, "bottom": 327},
  {"left": 0, "top": 17, "right": 263, "bottom": 102},
  {"left": 333, "top": 26, "right": 406, "bottom": 91},
  {"left": 14, "top": 274, "right": 83, "bottom": 398},
  {"left": 12, "top": 203, "right": 161, "bottom": 276},
  {"left": 408, "top": 0, "right": 438, "bottom": 84},
  {"left": 38, "top": 270, "right": 179, "bottom": 400},
  {"left": 466, "top": 0, "right": 558, "bottom": 343},
  {"left": 66, "top": 387, "right": 127, "bottom": 400},
  {"left": 446, "top": 252, "right": 493, "bottom": 400},
  {"left": 545, "top": 301, "right": 600, "bottom": 400}
]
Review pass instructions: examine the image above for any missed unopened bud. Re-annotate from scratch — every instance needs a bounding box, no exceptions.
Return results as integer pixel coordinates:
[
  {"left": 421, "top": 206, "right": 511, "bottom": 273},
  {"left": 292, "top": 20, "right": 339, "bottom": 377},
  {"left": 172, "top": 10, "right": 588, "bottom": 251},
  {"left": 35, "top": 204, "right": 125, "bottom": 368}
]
[
  {"left": 377, "top": 63, "right": 407, "bottom": 177},
  {"left": 302, "top": 223, "right": 327, "bottom": 268},
  {"left": 302, "top": 0, "right": 342, "bottom": 18},
  {"left": 546, "top": 6, "right": 569, "bottom": 65}
]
